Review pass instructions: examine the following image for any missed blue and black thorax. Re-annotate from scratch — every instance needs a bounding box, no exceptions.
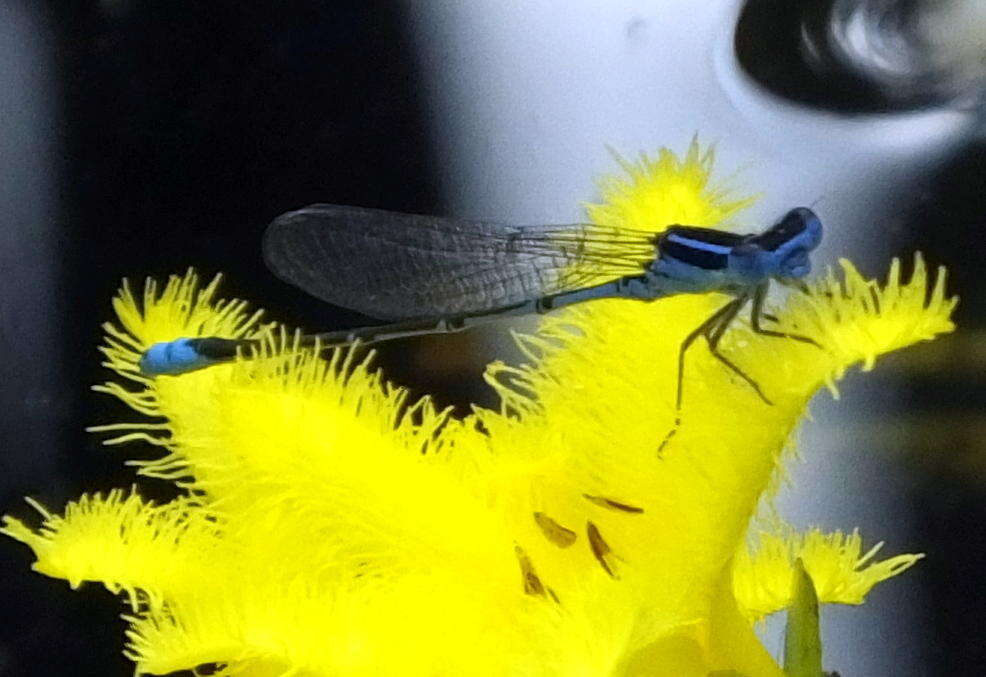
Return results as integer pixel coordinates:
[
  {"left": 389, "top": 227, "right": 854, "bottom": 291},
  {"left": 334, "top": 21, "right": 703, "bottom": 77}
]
[{"left": 651, "top": 208, "right": 822, "bottom": 290}]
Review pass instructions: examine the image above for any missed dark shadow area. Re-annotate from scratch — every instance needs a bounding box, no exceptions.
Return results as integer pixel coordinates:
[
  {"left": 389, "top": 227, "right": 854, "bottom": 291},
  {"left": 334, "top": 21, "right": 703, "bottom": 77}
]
[
  {"left": 906, "top": 143, "right": 986, "bottom": 677},
  {"left": 0, "top": 2, "right": 440, "bottom": 674},
  {"left": 735, "top": 0, "right": 959, "bottom": 113}
]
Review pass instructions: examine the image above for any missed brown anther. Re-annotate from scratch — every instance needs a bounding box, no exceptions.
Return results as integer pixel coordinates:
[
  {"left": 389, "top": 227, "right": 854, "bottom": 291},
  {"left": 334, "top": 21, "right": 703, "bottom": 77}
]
[
  {"left": 514, "top": 545, "right": 547, "bottom": 597},
  {"left": 586, "top": 521, "right": 618, "bottom": 578},
  {"left": 533, "top": 512, "right": 578, "bottom": 547},
  {"left": 582, "top": 494, "right": 644, "bottom": 514}
]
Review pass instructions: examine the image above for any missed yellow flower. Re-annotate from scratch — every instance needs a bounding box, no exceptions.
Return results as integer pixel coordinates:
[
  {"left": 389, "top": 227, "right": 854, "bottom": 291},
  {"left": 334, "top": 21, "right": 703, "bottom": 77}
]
[
  {"left": 3, "top": 141, "right": 956, "bottom": 676},
  {"left": 733, "top": 526, "right": 925, "bottom": 624}
]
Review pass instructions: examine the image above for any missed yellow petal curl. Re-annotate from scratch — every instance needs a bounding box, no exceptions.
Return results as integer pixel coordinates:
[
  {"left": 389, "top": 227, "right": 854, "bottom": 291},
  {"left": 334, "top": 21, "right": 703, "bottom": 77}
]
[
  {"left": 1, "top": 490, "right": 220, "bottom": 609},
  {"left": 732, "top": 528, "right": 924, "bottom": 622}
]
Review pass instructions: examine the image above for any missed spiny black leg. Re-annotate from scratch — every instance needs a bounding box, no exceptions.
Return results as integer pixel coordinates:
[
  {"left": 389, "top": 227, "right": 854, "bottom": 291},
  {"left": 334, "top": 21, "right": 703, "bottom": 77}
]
[
  {"left": 658, "top": 298, "right": 744, "bottom": 454},
  {"left": 750, "top": 283, "right": 819, "bottom": 347},
  {"left": 707, "top": 348, "right": 771, "bottom": 404},
  {"left": 706, "top": 302, "right": 773, "bottom": 406}
]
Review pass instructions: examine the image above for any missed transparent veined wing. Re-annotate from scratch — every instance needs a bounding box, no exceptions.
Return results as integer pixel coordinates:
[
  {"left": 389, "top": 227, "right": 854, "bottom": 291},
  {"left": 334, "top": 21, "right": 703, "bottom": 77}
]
[{"left": 262, "top": 204, "right": 658, "bottom": 320}]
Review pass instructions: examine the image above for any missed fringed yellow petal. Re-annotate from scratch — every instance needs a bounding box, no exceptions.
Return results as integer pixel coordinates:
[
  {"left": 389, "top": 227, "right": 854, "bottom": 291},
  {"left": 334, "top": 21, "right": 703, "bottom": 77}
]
[
  {"left": 773, "top": 254, "right": 957, "bottom": 396},
  {"left": 471, "top": 251, "right": 951, "bottom": 660},
  {"left": 124, "top": 570, "right": 615, "bottom": 677},
  {"left": 94, "top": 275, "right": 460, "bottom": 530},
  {"left": 0, "top": 490, "right": 221, "bottom": 609},
  {"left": 585, "top": 139, "right": 755, "bottom": 232},
  {"left": 732, "top": 528, "right": 924, "bottom": 622}
]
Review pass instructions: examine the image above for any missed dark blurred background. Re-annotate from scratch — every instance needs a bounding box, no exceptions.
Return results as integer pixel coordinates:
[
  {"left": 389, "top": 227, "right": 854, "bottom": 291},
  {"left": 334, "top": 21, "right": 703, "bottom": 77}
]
[
  {"left": 0, "top": 1, "right": 983, "bottom": 675},
  {"left": 1, "top": 2, "right": 446, "bottom": 675}
]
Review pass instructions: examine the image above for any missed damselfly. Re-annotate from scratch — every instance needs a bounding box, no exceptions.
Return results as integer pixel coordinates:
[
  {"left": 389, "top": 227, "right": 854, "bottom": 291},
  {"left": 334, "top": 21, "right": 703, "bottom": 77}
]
[{"left": 140, "top": 205, "right": 823, "bottom": 449}]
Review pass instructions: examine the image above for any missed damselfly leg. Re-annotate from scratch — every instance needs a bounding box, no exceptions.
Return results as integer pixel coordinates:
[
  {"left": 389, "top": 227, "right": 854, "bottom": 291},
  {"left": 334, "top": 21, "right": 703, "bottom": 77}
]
[
  {"left": 658, "top": 295, "right": 756, "bottom": 454},
  {"left": 750, "top": 284, "right": 819, "bottom": 346},
  {"left": 658, "top": 282, "right": 820, "bottom": 454},
  {"left": 706, "top": 297, "right": 772, "bottom": 404}
]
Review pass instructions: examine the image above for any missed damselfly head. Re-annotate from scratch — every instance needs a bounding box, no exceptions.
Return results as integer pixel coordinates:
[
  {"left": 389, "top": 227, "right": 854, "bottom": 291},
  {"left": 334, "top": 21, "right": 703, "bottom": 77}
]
[{"left": 755, "top": 207, "right": 823, "bottom": 279}]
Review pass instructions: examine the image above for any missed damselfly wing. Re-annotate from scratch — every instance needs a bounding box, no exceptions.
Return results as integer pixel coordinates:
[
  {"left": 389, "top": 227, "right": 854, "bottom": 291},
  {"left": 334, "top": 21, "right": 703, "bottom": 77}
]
[{"left": 262, "top": 204, "right": 659, "bottom": 320}]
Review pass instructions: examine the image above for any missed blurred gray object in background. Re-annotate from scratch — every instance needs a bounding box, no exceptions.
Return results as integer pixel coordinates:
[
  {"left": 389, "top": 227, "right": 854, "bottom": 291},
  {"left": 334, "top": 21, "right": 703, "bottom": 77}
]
[
  {"left": 737, "top": 0, "right": 986, "bottom": 113},
  {"left": 406, "top": 0, "right": 981, "bottom": 674},
  {"left": 0, "top": 3, "right": 63, "bottom": 498},
  {"left": 824, "top": 0, "right": 986, "bottom": 107}
]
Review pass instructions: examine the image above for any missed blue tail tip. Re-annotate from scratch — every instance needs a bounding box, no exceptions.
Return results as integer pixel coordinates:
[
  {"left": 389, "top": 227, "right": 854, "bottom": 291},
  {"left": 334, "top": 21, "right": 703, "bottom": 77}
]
[{"left": 139, "top": 338, "right": 217, "bottom": 376}]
